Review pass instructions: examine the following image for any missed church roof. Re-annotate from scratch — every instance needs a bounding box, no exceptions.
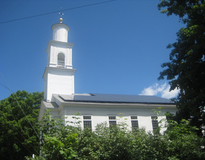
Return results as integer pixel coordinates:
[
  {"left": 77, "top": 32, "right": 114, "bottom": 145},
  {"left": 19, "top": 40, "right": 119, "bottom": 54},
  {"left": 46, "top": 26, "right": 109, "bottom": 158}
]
[{"left": 59, "top": 93, "right": 174, "bottom": 104}]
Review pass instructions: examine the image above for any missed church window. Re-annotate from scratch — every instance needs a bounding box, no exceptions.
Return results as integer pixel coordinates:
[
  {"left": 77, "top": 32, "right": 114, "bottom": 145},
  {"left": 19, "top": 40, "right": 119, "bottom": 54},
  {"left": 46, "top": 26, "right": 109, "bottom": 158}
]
[
  {"left": 131, "top": 116, "right": 138, "bottom": 130},
  {"left": 57, "top": 53, "right": 65, "bottom": 66},
  {"left": 151, "top": 116, "right": 158, "bottom": 131},
  {"left": 109, "top": 116, "right": 116, "bottom": 126},
  {"left": 83, "top": 116, "right": 92, "bottom": 130}
]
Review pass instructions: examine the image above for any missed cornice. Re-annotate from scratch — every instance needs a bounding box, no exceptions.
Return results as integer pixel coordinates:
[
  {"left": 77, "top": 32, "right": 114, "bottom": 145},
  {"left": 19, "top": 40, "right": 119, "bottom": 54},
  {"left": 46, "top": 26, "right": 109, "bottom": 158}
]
[
  {"left": 42, "top": 67, "right": 76, "bottom": 79},
  {"left": 46, "top": 40, "right": 74, "bottom": 53},
  {"left": 59, "top": 101, "right": 176, "bottom": 110}
]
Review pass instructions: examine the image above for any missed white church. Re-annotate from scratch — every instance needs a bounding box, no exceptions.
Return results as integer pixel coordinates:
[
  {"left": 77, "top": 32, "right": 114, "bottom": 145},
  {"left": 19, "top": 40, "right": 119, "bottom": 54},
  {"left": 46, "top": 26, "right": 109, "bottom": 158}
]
[{"left": 38, "top": 18, "right": 176, "bottom": 133}]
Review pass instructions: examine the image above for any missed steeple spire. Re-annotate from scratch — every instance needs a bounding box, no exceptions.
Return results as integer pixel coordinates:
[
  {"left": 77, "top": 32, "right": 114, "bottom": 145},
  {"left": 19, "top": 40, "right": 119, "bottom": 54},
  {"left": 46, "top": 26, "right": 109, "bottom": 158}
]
[{"left": 59, "top": 7, "right": 64, "bottom": 23}]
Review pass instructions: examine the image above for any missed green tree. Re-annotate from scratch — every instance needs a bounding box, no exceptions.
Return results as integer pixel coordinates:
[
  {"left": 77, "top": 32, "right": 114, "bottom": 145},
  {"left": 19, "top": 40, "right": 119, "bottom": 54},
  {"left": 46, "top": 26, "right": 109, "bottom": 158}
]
[
  {"left": 158, "top": 0, "right": 205, "bottom": 129},
  {"left": 164, "top": 119, "right": 204, "bottom": 160},
  {"left": 39, "top": 111, "right": 78, "bottom": 160},
  {"left": 77, "top": 123, "right": 135, "bottom": 160},
  {"left": 76, "top": 120, "right": 205, "bottom": 160},
  {"left": 0, "top": 90, "right": 43, "bottom": 159}
]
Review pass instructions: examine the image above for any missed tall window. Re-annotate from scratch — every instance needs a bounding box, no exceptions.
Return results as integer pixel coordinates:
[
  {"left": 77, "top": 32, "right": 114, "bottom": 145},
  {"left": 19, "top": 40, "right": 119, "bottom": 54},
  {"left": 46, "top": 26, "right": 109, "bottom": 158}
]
[
  {"left": 83, "top": 116, "right": 92, "bottom": 130},
  {"left": 151, "top": 116, "right": 158, "bottom": 131},
  {"left": 57, "top": 53, "right": 65, "bottom": 66},
  {"left": 131, "top": 116, "right": 138, "bottom": 131},
  {"left": 109, "top": 116, "right": 116, "bottom": 127}
]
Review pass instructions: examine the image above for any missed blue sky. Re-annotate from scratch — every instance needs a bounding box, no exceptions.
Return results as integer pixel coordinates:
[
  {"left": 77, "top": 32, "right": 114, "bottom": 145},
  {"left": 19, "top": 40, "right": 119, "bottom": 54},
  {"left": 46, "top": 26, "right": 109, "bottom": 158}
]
[{"left": 0, "top": 0, "right": 183, "bottom": 100}]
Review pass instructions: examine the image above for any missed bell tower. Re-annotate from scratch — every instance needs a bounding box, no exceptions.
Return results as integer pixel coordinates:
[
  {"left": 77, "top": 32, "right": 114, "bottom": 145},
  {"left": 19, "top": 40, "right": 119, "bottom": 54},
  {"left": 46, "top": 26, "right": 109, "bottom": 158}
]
[{"left": 43, "top": 18, "right": 76, "bottom": 102}]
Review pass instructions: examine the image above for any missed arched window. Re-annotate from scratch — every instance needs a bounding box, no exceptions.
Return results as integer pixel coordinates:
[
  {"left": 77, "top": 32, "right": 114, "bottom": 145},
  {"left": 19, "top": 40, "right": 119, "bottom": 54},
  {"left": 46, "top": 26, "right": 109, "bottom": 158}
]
[{"left": 57, "top": 53, "right": 65, "bottom": 66}]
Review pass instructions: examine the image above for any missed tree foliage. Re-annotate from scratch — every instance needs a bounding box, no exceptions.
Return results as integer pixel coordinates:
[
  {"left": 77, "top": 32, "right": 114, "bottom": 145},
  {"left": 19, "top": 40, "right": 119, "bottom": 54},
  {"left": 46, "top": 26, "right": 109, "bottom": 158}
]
[
  {"left": 0, "top": 90, "right": 43, "bottom": 160},
  {"left": 38, "top": 111, "right": 78, "bottom": 160},
  {"left": 157, "top": 0, "right": 205, "bottom": 128},
  {"left": 35, "top": 113, "right": 205, "bottom": 160}
]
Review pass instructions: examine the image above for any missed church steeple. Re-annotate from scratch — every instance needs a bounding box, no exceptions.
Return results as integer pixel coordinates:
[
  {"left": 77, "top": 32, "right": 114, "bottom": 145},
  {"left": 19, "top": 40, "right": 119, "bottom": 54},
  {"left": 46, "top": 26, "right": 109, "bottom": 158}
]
[{"left": 43, "top": 18, "right": 76, "bottom": 102}]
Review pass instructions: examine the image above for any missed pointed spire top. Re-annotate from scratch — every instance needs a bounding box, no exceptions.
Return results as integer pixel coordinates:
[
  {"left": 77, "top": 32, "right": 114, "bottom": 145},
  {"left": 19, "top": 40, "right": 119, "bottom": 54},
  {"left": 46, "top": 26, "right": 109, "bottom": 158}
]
[{"left": 59, "top": 7, "right": 64, "bottom": 23}]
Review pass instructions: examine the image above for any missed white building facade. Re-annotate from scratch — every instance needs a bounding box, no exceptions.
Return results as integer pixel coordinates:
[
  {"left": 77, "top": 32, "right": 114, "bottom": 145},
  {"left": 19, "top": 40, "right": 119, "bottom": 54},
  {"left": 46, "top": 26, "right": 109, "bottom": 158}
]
[{"left": 39, "top": 18, "right": 176, "bottom": 133}]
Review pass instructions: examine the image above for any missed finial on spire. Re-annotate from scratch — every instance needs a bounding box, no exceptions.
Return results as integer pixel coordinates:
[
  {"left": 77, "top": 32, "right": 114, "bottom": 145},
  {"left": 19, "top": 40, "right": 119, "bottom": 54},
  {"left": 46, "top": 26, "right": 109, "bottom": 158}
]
[{"left": 59, "top": 7, "right": 64, "bottom": 23}]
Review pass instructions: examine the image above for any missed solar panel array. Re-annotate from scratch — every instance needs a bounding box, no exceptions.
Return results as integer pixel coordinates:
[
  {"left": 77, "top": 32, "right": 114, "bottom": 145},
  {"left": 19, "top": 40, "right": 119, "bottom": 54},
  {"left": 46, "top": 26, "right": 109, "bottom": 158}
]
[{"left": 59, "top": 93, "right": 173, "bottom": 104}]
